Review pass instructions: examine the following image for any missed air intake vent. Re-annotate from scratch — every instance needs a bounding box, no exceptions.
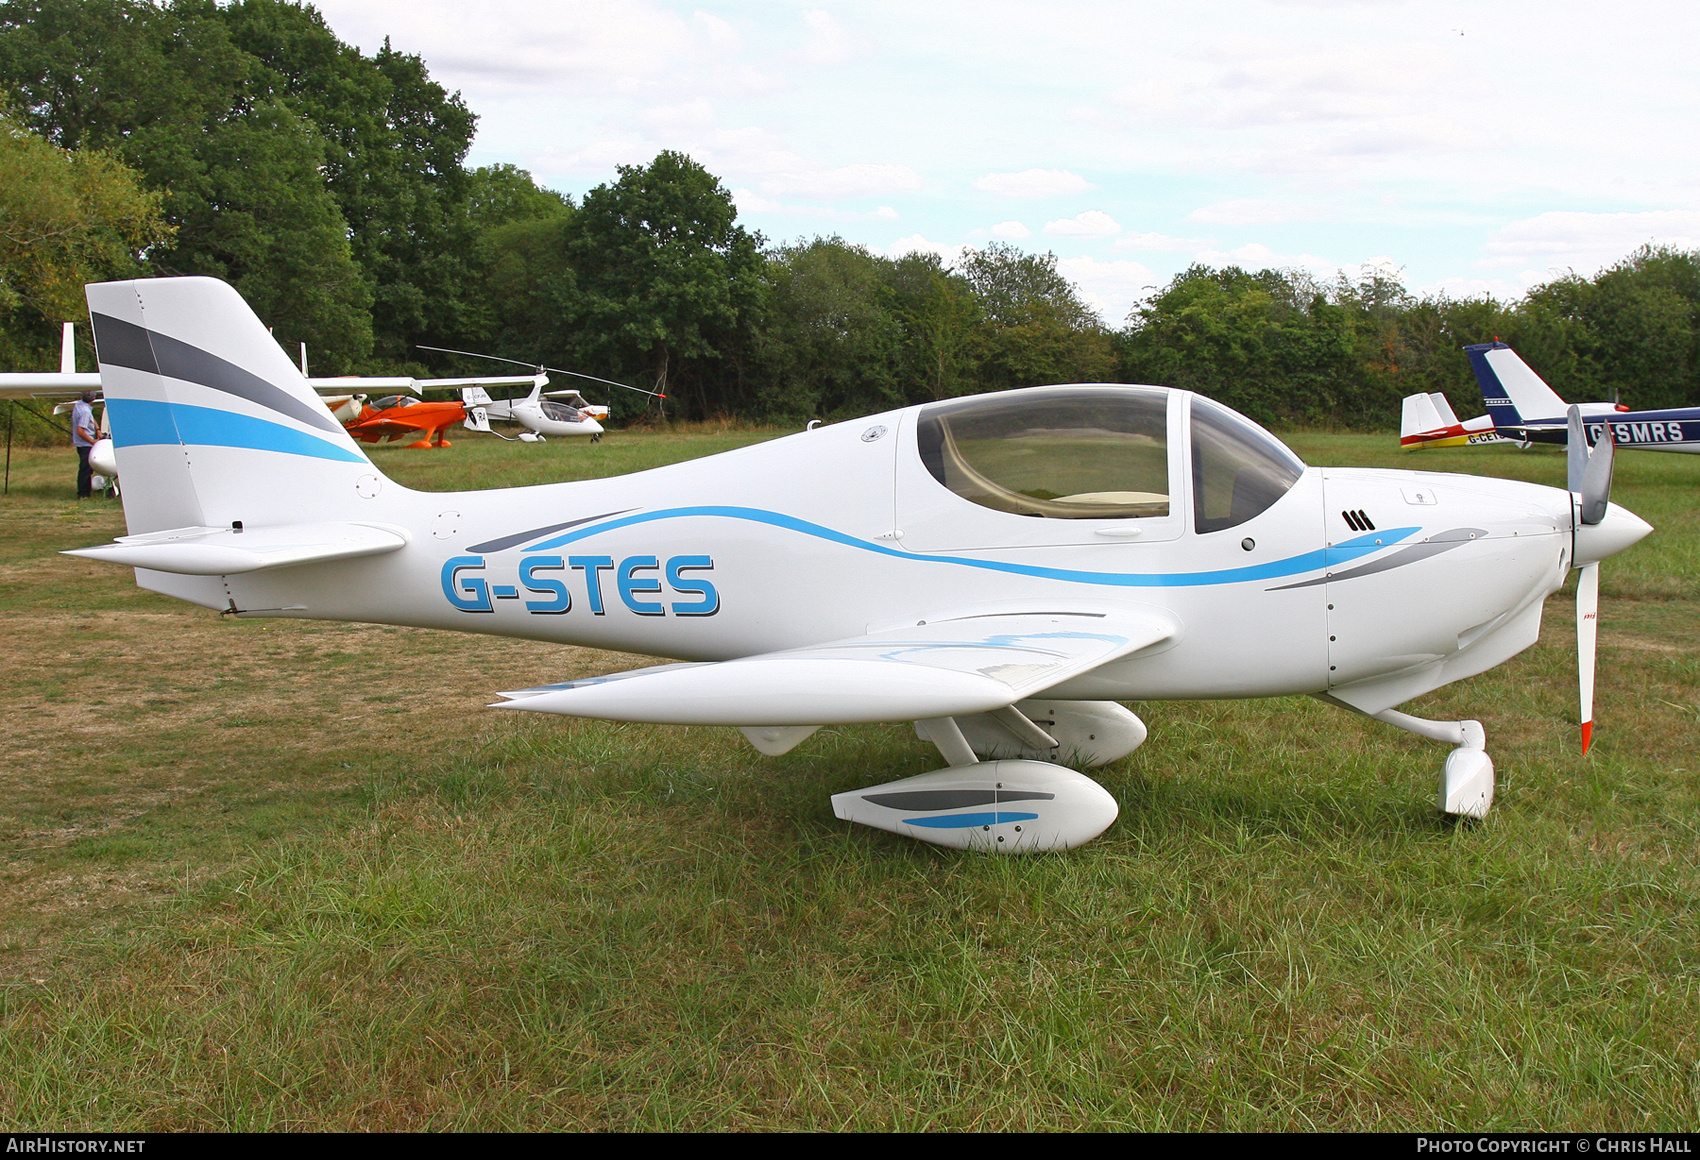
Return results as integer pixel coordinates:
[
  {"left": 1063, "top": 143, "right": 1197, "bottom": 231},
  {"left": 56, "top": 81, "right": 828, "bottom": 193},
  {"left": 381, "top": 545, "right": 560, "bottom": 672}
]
[{"left": 1342, "top": 509, "right": 1376, "bottom": 532}]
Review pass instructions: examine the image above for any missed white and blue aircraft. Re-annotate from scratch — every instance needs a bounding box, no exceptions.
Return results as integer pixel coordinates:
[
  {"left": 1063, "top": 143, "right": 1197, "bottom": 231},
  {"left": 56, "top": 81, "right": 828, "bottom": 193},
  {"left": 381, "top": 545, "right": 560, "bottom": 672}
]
[
  {"left": 63, "top": 278, "right": 1653, "bottom": 852},
  {"left": 1468, "top": 341, "right": 1700, "bottom": 455}
]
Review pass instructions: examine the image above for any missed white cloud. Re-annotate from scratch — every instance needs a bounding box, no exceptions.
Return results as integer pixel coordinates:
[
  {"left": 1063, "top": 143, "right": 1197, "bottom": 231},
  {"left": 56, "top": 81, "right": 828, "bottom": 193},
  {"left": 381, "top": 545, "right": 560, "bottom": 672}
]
[
  {"left": 973, "top": 169, "right": 1096, "bottom": 199},
  {"left": 524, "top": 139, "right": 649, "bottom": 178},
  {"left": 763, "top": 161, "right": 922, "bottom": 200},
  {"left": 698, "top": 126, "right": 923, "bottom": 200},
  {"left": 1186, "top": 199, "right": 1312, "bottom": 225},
  {"left": 1055, "top": 256, "right": 1159, "bottom": 326},
  {"left": 1191, "top": 241, "right": 1339, "bottom": 273},
  {"left": 639, "top": 99, "right": 716, "bottom": 132},
  {"left": 1043, "top": 210, "right": 1122, "bottom": 239},
  {"left": 733, "top": 188, "right": 898, "bottom": 221},
  {"left": 887, "top": 234, "right": 967, "bottom": 264},
  {"left": 1478, "top": 210, "right": 1700, "bottom": 273},
  {"left": 801, "top": 9, "right": 861, "bottom": 65},
  {"left": 990, "top": 221, "right": 1031, "bottom": 239},
  {"left": 1417, "top": 274, "right": 1548, "bottom": 303},
  {"left": 1113, "top": 231, "right": 1212, "bottom": 252}
]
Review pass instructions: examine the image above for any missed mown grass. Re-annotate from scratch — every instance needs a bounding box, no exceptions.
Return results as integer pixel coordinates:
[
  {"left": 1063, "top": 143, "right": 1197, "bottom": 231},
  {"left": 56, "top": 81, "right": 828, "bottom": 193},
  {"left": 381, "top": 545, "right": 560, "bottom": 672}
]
[{"left": 0, "top": 425, "right": 1696, "bottom": 1130}]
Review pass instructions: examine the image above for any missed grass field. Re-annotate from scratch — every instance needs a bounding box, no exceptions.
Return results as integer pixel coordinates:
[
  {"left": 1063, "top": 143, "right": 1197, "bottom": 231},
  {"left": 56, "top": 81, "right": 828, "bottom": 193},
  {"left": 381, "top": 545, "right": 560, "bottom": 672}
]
[{"left": 0, "top": 424, "right": 1696, "bottom": 1130}]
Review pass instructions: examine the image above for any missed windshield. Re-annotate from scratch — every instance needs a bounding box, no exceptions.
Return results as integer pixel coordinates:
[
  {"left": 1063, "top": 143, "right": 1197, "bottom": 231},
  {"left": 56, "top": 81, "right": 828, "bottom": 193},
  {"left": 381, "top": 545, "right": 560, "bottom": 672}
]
[
  {"left": 541, "top": 401, "right": 582, "bottom": 422},
  {"left": 917, "top": 386, "right": 1170, "bottom": 519},
  {"left": 1190, "top": 395, "right": 1306, "bottom": 533}
]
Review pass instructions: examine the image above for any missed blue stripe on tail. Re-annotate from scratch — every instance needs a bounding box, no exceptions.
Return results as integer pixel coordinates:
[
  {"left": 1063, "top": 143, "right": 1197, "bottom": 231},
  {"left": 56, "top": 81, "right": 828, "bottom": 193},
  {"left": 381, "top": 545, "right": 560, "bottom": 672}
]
[{"left": 107, "top": 398, "right": 367, "bottom": 464}]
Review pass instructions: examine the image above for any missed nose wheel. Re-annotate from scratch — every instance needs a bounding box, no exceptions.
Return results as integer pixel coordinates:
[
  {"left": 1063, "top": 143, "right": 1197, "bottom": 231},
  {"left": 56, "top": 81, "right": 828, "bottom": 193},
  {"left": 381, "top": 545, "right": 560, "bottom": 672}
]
[{"left": 1320, "top": 696, "right": 1496, "bottom": 820}]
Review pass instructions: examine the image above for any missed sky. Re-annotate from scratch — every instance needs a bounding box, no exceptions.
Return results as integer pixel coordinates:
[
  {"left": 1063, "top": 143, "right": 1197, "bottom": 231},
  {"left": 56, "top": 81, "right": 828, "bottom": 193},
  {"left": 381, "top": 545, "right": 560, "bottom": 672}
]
[{"left": 314, "top": 0, "right": 1700, "bottom": 326}]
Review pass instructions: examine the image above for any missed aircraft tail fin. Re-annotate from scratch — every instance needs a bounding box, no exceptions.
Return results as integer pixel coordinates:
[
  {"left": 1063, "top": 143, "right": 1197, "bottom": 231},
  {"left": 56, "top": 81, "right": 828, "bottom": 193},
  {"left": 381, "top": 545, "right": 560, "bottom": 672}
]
[
  {"left": 1465, "top": 342, "right": 1567, "bottom": 432},
  {"left": 1428, "top": 392, "right": 1459, "bottom": 427},
  {"left": 86, "top": 278, "right": 384, "bottom": 536},
  {"left": 1401, "top": 392, "right": 1444, "bottom": 442}
]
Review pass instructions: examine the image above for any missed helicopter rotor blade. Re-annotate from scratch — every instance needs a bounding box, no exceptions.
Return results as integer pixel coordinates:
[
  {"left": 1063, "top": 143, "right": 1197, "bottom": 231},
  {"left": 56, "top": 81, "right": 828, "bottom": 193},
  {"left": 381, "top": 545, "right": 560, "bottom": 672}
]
[
  {"left": 416, "top": 346, "right": 664, "bottom": 398},
  {"left": 539, "top": 367, "right": 664, "bottom": 398},
  {"left": 416, "top": 344, "right": 541, "bottom": 372}
]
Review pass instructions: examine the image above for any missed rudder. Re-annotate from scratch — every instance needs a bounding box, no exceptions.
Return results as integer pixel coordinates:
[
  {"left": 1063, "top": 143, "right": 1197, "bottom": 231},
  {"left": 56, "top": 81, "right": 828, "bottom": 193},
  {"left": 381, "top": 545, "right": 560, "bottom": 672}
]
[
  {"left": 88, "top": 278, "right": 381, "bottom": 536},
  {"left": 1465, "top": 342, "right": 1567, "bottom": 434}
]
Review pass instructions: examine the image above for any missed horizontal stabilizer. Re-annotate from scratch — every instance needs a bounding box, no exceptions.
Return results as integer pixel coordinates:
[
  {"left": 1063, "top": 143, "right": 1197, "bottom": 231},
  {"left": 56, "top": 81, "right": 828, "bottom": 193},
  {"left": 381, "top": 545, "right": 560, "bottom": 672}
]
[
  {"left": 64, "top": 521, "right": 408, "bottom": 575},
  {"left": 495, "top": 609, "right": 1175, "bottom": 726}
]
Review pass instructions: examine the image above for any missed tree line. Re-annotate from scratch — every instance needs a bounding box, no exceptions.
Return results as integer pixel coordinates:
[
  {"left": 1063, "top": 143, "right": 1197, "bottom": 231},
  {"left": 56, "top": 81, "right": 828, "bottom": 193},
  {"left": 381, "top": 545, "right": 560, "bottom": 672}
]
[{"left": 2, "top": 0, "right": 1697, "bottom": 441}]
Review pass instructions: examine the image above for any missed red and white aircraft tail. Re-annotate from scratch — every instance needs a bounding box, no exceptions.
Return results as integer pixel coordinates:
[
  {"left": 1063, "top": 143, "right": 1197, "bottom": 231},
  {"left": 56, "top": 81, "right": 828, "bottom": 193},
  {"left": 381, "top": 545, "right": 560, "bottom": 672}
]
[{"left": 1399, "top": 390, "right": 1516, "bottom": 449}]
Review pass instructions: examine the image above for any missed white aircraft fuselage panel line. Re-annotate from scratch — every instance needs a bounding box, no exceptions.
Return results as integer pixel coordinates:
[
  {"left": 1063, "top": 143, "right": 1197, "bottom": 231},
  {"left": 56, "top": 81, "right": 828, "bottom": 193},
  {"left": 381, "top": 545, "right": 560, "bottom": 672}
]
[{"left": 70, "top": 277, "right": 1655, "bottom": 852}]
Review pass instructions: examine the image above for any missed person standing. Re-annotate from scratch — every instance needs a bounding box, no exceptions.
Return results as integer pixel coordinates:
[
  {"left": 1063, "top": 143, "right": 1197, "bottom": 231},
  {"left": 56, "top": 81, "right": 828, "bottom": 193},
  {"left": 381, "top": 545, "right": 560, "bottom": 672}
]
[{"left": 71, "top": 391, "right": 98, "bottom": 498}]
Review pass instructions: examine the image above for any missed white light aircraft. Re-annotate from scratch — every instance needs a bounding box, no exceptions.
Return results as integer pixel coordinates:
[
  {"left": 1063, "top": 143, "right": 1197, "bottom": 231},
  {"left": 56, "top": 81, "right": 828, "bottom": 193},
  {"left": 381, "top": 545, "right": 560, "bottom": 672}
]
[
  {"left": 65, "top": 279, "right": 1654, "bottom": 852},
  {"left": 460, "top": 379, "right": 608, "bottom": 443},
  {"left": 1399, "top": 389, "right": 1520, "bottom": 450},
  {"left": 1400, "top": 342, "right": 1699, "bottom": 455}
]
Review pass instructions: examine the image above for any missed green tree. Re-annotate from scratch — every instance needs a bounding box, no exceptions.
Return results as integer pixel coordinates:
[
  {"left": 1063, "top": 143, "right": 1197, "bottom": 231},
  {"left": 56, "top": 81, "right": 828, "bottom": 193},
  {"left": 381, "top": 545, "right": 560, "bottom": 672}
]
[
  {"left": 0, "top": 113, "right": 170, "bottom": 350},
  {"left": 756, "top": 238, "right": 906, "bottom": 420},
  {"left": 459, "top": 164, "right": 574, "bottom": 361},
  {"left": 552, "top": 151, "right": 765, "bottom": 420},
  {"left": 0, "top": 0, "right": 374, "bottom": 369},
  {"left": 1516, "top": 246, "right": 1700, "bottom": 409},
  {"left": 885, "top": 252, "right": 981, "bottom": 401},
  {"left": 0, "top": 0, "right": 487, "bottom": 371},
  {"left": 202, "top": 1, "right": 480, "bottom": 366},
  {"left": 1122, "top": 265, "right": 1357, "bottom": 426},
  {"left": 956, "top": 244, "right": 1116, "bottom": 390},
  {"left": 154, "top": 100, "right": 373, "bottom": 367}
]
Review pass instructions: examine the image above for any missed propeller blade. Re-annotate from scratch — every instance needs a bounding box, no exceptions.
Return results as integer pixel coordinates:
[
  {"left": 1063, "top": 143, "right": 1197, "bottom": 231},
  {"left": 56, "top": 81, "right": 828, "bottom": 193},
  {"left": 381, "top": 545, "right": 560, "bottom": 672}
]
[
  {"left": 1577, "top": 561, "right": 1599, "bottom": 754},
  {"left": 1580, "top": 418, "right": 1615, "bottom": 525},
  {"left": 1566, "top": 405, "right": 1588, "bottom": 493}
]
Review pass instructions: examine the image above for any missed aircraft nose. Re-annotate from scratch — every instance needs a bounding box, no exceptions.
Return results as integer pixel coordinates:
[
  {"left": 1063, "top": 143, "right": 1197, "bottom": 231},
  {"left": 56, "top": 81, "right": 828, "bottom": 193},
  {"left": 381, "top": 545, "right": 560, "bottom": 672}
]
[
  {"left": 585, "top": 418, "right": 604, "bottom": 434},
  {"left": 1574, "top": 502, "right": 1653, "bottom": 567}
]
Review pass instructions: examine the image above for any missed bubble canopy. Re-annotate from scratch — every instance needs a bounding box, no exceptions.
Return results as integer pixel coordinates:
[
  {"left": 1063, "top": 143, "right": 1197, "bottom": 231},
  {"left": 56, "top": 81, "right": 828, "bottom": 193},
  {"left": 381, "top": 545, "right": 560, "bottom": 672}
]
[{"left": 914, "top": 385, "right": 1306, "bottom": 528}]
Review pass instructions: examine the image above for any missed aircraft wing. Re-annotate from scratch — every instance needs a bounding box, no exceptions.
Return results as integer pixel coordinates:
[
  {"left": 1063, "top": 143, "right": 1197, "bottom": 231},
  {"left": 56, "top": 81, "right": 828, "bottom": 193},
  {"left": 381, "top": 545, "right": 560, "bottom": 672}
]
[
  {"left": 494, "top": 608, "right": 1177, "bottom": 726},
  {"left": 0, "top": 373, "right": 103, "bottom": 398}
]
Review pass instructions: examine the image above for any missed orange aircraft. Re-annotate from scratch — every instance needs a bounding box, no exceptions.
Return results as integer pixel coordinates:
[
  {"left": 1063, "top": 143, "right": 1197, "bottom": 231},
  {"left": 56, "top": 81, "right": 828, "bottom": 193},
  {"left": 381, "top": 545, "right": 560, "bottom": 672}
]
[{"left": 342, "top": 394, "right": 467, "bottom": 449}]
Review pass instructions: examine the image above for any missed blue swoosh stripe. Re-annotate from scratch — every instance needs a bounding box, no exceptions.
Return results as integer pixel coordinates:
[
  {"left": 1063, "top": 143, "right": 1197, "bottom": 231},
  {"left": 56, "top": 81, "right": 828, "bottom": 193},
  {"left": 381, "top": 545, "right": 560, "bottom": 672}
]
[
  {"left": 107, "top": 398, "right": 367, "bottom": 464},
  {"left": 904, "top": 811, "right": 1041, "bottom": 829},
  {"left": 525, "top": 505, "right": 1415, "bottom": 588}
]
